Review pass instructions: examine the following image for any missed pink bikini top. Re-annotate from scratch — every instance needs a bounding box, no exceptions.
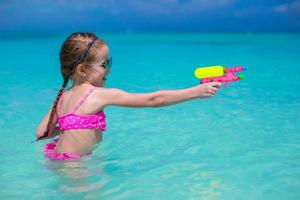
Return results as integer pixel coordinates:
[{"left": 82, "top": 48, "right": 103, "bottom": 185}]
[{"left": 57, "top": 87, "right": 106, "bottom": 131}]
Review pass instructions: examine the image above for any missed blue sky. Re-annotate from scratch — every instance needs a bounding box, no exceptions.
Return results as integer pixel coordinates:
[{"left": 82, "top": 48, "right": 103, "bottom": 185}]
[{"left": 0, "top": 0, "right": 299, "bottom": 32}]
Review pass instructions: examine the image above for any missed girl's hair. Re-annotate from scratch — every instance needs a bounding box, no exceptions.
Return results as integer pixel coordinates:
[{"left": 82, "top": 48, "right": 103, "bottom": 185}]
[{"left": 36, "top": 32, "right": 107, "bottom": 141}]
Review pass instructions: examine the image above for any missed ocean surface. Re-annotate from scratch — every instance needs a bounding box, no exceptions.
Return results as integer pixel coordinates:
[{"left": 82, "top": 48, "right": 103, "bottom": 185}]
[{"left": 0, "top": 32, "right": 300, "bottom": 200}]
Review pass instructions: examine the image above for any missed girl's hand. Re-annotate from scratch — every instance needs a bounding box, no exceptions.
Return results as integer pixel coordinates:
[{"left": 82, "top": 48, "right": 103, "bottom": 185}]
[
  {"left": 196, "top": 82, "right": 222, "bottom": 98},
  {"left": 35, "top": 127, "right": 60, "bottom": 142}
]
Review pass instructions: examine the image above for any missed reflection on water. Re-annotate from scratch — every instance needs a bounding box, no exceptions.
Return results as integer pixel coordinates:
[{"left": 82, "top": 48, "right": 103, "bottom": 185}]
[{"left": 43, "top": 153, "right": 111, "bottom": 199}]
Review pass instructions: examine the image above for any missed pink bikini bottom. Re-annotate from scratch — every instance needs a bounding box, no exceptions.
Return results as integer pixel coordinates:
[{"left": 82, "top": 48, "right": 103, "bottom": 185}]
[{"left": 44, "top": 138, "right": 91, "bottom": 161}]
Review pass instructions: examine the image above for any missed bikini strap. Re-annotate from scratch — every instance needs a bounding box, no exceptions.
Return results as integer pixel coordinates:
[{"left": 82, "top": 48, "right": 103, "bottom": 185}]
[{"left": 71, "top": 87, "right": 96, "bottom": 113}]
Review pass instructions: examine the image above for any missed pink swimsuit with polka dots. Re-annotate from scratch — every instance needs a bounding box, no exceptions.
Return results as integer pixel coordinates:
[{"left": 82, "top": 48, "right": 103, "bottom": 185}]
[
  {"left": 44, "top": 86, "right": 106, "bottom": 161},
  {"left": 57, "top": 86, "right": 106, "bottom": 131}
]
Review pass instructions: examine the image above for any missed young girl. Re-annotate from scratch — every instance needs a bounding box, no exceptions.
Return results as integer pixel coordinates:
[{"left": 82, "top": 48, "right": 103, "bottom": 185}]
[{"left": 36, "top": 32, "right": 221, "bottom": 161}]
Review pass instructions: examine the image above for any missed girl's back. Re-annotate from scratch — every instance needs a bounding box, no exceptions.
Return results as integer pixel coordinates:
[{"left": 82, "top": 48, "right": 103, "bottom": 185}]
[{"left": 55, "top": 84, "right": 105, "bottom": 155}]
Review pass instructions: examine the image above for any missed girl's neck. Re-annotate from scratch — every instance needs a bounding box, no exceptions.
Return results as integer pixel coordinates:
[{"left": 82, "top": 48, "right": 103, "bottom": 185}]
[
  {"left": 71, "top": 82, "right": 93, "bottom": 90},
  {"left": 72, "top": 78, "right": 94, "bottom": 85}
]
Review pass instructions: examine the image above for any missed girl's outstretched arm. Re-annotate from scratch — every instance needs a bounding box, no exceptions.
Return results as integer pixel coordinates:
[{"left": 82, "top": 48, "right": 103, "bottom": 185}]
[
  {"left": 100, "top": 82, "right": 221, "bottom": 108},
  {"left": 36, "top": 106, "right": 59, "bottom": 140}
]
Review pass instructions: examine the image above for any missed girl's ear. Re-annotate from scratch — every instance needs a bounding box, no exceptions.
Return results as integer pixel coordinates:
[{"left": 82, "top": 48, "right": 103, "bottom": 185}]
[{"left": 76, "top": 64, "right": 87, "bottom": 77}]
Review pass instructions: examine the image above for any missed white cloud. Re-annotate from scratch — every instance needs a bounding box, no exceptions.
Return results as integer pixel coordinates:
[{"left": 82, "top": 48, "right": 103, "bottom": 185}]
[
  {"left": 234, "top": 0, "right": 300, "bottom": 17},
  {"left": 291, "top": 0, "right": 300, "bottom": 10},
  {"left": 0, "top": 0, "right": 237, "bottom": 17},
  {"left": 126, "top": 0, "right": 236, "bottom": 14},
  {"left": 272, "top": 0, "right": 300, "bottom": 14},
  {"left": 273, "top": 4, "right": 289, "bottom": 13},
  {"left": 234, "top": 7, "right": 262, "bottom": 17}
]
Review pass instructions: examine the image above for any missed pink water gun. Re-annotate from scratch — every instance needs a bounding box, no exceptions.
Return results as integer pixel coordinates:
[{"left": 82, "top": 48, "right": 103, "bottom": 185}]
[{"left": 194, "top": 65, "right": 247, "bottom": 88}]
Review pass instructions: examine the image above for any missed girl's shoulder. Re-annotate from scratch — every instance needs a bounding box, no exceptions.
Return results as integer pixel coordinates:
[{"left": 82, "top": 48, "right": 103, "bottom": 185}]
[
  {"left": 93, "top": 87, "right": 123, "bottom": 108},
  {"left": 93, "top": 87, "right": 114, "bottom": 100},
  {"left": 94, "top": 87, "right": 120, "bottom": 96},
  {"left": 92, "top": 87, "right": 113, "bottom": 109}
]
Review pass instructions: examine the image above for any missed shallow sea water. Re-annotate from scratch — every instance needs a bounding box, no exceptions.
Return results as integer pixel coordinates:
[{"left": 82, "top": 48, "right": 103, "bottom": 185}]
[{"left": 0, "top": 32, "right": 300, "bottom": 199}]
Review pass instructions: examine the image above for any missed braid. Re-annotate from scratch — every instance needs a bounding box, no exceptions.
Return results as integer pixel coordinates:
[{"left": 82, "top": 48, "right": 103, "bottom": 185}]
[{"left": 36, "top": 77, "right": 69, "bottom": 142}]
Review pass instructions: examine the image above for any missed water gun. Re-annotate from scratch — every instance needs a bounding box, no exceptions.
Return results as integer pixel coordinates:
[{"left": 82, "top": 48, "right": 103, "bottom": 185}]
[{"left": 194, "top": 65, "right": 247, "bottom": 87}]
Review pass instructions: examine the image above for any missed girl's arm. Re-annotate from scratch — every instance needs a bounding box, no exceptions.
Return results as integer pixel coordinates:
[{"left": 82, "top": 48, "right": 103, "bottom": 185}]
[
  {"left": 36, "top": 106, "right": 59, "bottom": 140},
  {"left": 100, "top": 82, "right": 221, "bottom": 108}
]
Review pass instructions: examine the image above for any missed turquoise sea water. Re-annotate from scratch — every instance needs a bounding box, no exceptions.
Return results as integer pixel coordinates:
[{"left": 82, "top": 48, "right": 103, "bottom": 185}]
[{"left": 0, "top": 33, "right": 300, "bottom": 199}]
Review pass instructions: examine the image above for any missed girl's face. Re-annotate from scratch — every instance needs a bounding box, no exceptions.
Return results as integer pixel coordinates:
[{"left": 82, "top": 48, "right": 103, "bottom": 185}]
[
  {"left": 86, "top": 47, "right": 112, "bottom": 87},
  {"left": 88, "top": 59, "right": 112, "bottom": 87}
]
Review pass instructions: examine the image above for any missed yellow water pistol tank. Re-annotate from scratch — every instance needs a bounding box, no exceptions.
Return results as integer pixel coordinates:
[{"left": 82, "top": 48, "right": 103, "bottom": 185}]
[{"left": 194, "top": 66, "right": 225, "bottom": 79}]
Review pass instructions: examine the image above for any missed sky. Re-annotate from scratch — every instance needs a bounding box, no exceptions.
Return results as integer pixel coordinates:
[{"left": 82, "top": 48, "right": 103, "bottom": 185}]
[{"left": 0, "top": 0, "right": 299, "bottom": 32}]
